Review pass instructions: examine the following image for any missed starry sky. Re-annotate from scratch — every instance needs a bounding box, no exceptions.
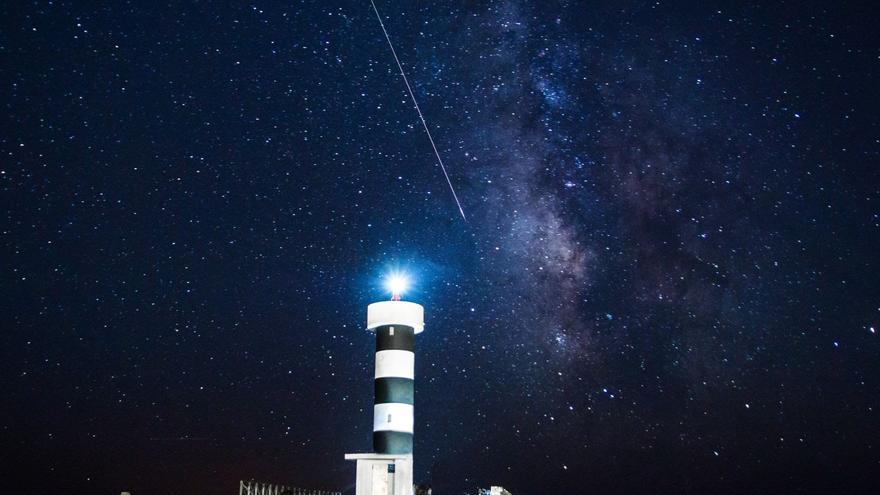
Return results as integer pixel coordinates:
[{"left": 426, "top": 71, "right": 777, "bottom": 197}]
[{"left": 2, "top": 1, "right": 879, "bottom": 494}]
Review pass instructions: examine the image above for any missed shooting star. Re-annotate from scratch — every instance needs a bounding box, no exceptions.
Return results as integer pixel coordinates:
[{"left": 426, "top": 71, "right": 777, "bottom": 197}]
[{"left": 369, "top": 0, "right": 467, "bottom": 222}]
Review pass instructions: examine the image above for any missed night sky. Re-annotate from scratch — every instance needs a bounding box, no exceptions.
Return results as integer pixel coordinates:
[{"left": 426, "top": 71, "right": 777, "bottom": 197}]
[{"left": 2, "top": 1, "right": 879, "bottom": 494}]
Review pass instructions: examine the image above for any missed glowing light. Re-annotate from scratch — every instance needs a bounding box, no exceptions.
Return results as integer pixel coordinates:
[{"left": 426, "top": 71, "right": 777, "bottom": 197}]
[{"left": 385, "top": 273, "right": 410, "bottom": 300}]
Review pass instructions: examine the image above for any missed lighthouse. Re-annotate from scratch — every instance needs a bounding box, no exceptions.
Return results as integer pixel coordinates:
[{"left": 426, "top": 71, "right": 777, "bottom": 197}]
[{"left": 346, "top": 274, "right": 423, "bottom": 495}]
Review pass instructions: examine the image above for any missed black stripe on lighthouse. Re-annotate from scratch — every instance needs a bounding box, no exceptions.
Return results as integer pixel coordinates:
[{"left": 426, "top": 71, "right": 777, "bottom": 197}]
[
  {"left": 375, "top": 324, "right": 415, "bottom": 352},
  {"left": 375, "top": 377, "right": 414, "bottom": 404},
  {"left": 373, "top": 324, "right": 415, "bottom": 455},
  {"left": 373, "top": 430, "right": 413, "bottom": 455}
]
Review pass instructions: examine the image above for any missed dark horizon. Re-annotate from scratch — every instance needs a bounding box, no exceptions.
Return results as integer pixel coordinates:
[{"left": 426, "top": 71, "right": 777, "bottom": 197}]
[{"left": 2, "top": 1, "right": 879, "bottom": 494}]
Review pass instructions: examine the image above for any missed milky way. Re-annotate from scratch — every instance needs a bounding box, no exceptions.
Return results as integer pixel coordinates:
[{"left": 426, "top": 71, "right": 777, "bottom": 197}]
[{"left": 2, "top": 1, "right": 879, "bottom": 494}]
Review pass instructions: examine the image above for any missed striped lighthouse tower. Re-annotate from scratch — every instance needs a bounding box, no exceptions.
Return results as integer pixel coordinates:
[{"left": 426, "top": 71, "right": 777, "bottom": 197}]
[
  {"left": 367, "top": 294, "right": 424, "bottom": 454},
  {"left": 346, "top": 275, "right": 422, "bottom": 495}
]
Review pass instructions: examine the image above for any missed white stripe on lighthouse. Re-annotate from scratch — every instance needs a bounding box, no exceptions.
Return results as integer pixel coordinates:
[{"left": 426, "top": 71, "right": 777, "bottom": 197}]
[
  {"left": 374, "top": 350, "right": 414, "bottom": 379},
  {"left": 373, "top": 403, "right": 414, "bottom": 433}
]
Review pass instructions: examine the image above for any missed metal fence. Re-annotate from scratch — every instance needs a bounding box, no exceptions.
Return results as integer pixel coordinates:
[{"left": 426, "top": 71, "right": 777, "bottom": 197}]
[{"left": 239, "top": 480, "right": 341, "bottom": 495}]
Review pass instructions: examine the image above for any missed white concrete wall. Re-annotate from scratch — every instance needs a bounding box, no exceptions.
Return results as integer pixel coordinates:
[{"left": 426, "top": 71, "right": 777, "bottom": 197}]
[{"left": 350, "top": 456, "right": 413, "bottom": 495}]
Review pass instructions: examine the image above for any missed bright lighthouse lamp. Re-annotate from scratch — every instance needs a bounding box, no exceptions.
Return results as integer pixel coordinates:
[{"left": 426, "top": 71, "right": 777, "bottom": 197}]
[{"left": 385, "top": 273, "right": 409, "bottom": 301}]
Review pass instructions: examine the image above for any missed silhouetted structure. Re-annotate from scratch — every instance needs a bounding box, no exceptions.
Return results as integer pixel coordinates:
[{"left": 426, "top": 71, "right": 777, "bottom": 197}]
[
  {"left": 477, "top": 487, "right": 512, "bottom": 495},
  {"left": 238, "top": 480, "right": 340, "bottom": 495}
]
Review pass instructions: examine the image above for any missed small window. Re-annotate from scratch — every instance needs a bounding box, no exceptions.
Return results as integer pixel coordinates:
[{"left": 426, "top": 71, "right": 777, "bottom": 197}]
[
  {"left": 388, "top": 463, "right": 395, "bottom": 473},
  {"left": 389, "top": 326, "right": 395, "bottom": 336}
]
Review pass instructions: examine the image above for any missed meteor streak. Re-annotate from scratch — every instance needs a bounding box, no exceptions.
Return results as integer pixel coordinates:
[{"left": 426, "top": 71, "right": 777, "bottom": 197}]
[{"left": 369, "top": 0, "right": 467, "bottom": 222}]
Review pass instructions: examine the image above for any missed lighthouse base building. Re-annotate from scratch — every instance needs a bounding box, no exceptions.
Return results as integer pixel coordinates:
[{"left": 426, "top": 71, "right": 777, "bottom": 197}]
[
  {"left": 346, "top": 299, "right": 424, "bottom": 495},
  {"left": 344, "top": 454, "right": 414, "bottom": 495}
]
